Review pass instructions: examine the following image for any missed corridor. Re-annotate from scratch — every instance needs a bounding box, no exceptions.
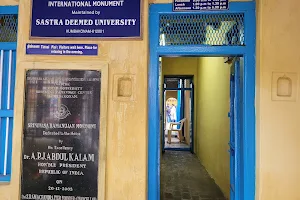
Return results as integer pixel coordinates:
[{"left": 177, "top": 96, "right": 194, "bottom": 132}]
[{"left": 161, "top": 151, "right": 227, "bottom": 200}]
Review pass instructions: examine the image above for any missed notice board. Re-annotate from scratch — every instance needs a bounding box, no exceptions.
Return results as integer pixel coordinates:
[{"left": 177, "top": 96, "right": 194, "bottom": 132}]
[{"left": 21, "top": 70, "right": 101, "bottom": 200}]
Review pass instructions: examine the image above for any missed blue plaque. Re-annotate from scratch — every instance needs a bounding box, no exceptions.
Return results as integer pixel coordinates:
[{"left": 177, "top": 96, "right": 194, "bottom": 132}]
[
  {"left": 173, "top": 0, "right": 229, "bottom": 11},
  {"left": 30, "top": 0, "right": 141, "bottom": 38},
  {"left": 26, "top": 43, "right": 98, "bottom": 56}
]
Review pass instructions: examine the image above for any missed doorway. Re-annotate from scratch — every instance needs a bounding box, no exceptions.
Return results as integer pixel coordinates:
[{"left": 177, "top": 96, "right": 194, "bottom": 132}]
[
  {"left": 159, "top": 56, "right": 242, "bottom": 200},
  {"left": 148, "top": 2, "right": 256, "bottom": 200},
  {"left": 162, "top": 76, "right": 194, "bottom": 152}
]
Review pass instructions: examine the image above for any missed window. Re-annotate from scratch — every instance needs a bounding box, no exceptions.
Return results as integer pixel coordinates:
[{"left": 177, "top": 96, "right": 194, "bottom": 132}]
[{"left": 0, "top": 6, "right": 18, "bottom": 182}]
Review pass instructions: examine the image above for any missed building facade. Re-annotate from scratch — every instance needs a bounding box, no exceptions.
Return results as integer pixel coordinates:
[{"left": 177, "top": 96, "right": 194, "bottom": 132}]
[{"left": 0, "top": 0, "right": 299, "bottom": 200}]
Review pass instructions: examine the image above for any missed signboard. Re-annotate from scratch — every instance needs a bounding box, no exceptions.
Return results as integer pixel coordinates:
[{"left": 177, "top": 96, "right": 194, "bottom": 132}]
[
  {"left": 30, "top": 0, "right": 141, "bottom": 38},
  {"left": 173, "top": 0, "right": 229, "bottom": 11},
  {"left": 26, "top": 43, "right": 98, "bottom": 56},
  {"left": 21, "top": 70, "right": 101, "bottom": 200}
]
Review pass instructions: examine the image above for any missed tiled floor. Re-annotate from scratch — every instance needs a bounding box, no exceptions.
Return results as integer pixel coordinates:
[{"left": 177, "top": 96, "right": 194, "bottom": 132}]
[
  {"left": 164, "top": 137, "right": 190, "bottom": 149},
  {"left": 160, "top": 151, "right": 227, "bottom": 200},
  {"left": 164, "top": 129, "right": 190, "bottom": 149}
]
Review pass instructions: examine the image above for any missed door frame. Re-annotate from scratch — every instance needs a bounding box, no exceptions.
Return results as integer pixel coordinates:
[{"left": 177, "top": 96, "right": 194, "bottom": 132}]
[
  {"left": 148, "top": 2, "right": 256, "bottom": 200},
  {"left": 162, "top": 75, "right": 194, "bottom": 152}
]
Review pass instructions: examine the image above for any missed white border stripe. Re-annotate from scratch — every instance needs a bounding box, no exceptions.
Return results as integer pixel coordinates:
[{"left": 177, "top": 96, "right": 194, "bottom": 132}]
[
  {"left": 0, "top": 50, "right": 3, "bottom": 174},
  {"left": 3, "top": 50, "right": 12, "bottom": 175},
  {"left": 0, "top": 50, "right": 3, "bottom": 109}
]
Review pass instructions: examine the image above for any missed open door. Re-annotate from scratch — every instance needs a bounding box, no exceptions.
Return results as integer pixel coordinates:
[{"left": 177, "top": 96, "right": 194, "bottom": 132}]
[{"left": 229, "top": 57, "right": 242, "bottom": 200}]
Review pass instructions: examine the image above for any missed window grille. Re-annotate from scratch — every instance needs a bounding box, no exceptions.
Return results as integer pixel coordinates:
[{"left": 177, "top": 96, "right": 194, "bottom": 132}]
[
  {"left": 159, "top": 13, "right": 244, "bottom": 46},
  {"left": 0, "top": 12, "right": 17, "bottom": 182},
  {"left": 0, "top": 15, "right": 18, "bottom": 42}
]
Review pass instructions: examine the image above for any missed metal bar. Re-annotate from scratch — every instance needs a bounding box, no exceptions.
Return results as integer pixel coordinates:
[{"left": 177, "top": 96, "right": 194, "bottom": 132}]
[
  {"left": 164, "top": 148, "right": 190, "bottom": 151},
  {"left": 0, "top": 43, "right": 17, "bottom": 51},
  {"left": 0, "top": 50, "right": 3, "bottom": 109},
  {"left": 0, "top": 110, "right": 13, "bottom": 117},
  {"left": 0, "top": 175, "right": 10, "bottom": 181},
  {"left": 3, "top": 50, "right": 12, "bottom": 175},
  {"left": 0, "top": 50, "right": 3, "bottom": 175},
  {"left": 6, "top": 50, "right": 12, "bottom": 110},
  {"left": 3, "top": 119, "right": 9, "bottom": 176},
  {"left": 164, "top": 88, "right": 192, "bottom": 91},
  {"left": 157, "top": 45, "right": 246, "bottom": 56},
  {"left": 0, "top": 6, "right": 18, "bottom": 15}
]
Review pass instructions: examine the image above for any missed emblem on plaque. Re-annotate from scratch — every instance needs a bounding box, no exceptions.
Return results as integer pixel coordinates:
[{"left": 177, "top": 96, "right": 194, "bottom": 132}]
[{"left": 54, "top": 104, "right": 71, "bottom": 119}]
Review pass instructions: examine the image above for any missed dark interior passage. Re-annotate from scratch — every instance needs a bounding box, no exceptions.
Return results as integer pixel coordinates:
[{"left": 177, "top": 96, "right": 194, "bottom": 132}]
[{"left": 160, "top": 151, "right": 226, "bottom": 200}]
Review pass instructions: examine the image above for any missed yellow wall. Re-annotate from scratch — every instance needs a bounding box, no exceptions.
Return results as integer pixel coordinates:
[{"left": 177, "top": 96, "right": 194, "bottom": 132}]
[
  {"left": 0, "top": 0, "right": 18, "bottom": 5},
  {"left": 162, "top": 57, "right": 198, "bottom": 77},
  {"left": 1, "top": 0, "right": 300, "bottom": 199},
  {"left": 196, "top": 57, "right": 231, "bottom": 199},
  {"left": 256, "top": 1, "right": 300, "bottom": 200},
  {"left": 0, "top": 0, "right": 148, "bottom": 200}
]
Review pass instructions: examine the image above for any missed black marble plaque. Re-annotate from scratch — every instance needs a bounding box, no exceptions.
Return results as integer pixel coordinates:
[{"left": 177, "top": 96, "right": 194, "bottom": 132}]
[{"left": 21, "top": 70, "right": 101, "bottom": 200}]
